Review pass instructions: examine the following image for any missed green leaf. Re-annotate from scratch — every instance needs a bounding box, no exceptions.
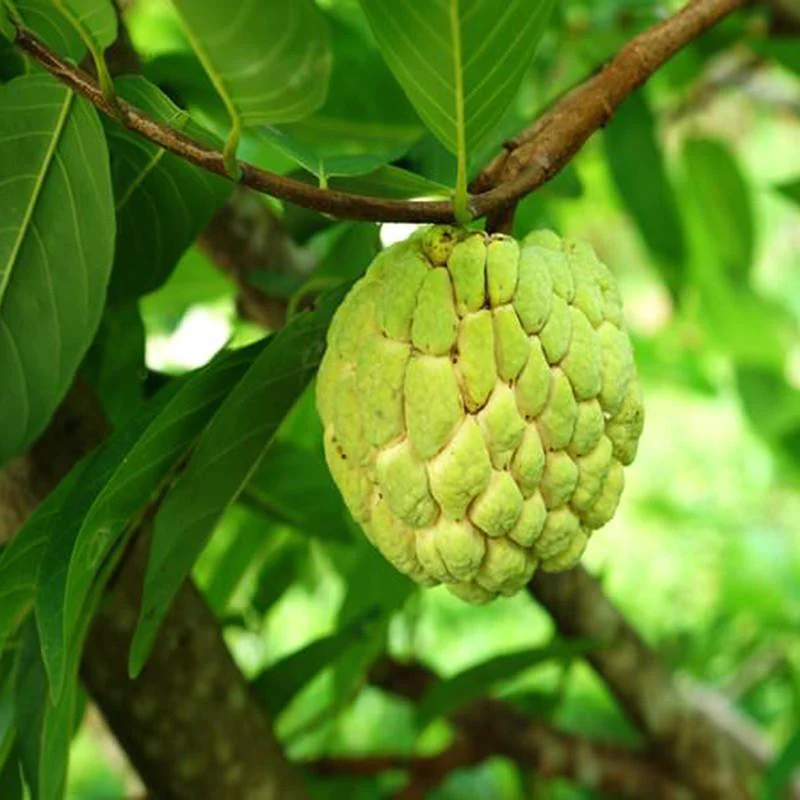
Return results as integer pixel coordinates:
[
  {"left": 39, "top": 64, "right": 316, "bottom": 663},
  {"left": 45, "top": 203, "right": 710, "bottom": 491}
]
[
  {"left": 0, "top": 74, "right": 115, "bottom": 465},
  {"left": 51, "top": 0, "right": 116, "bottom": 48},
  {"left": 130, "top": 285, "right": 349, "bottom": 676},
  {"left": 242, "top": 441, "right": 352, "bottom": 543},
  {"left": 416, "top": 638, "right": 594, "bottom": 727},
  {"left": 359, "top": 0, "right": 556, "bottom": 157},
  {"left": 250, "top": 534, "right": 308, "bottom": 615},
  {"left": 777, "top": 180, "right": 800, "bottom": 208},
  {"left": 333, "top": 541, "right": 415, "bottom": 703},
  {"left": 251, "top": 609, "right": 382, "bottom": 717},
  {"left": 171, "top": 0, "right": 331, "bottom": 165},
  {"left": 257, "top": 16, "right": 422, "bottom": 178},
  {"left": 326, "top": 166, "right": 450, "bottom": 200},
  {"left": 751, "top": 38, "right": 800, "bottom": 78},
  {"left": 0, "top": 747, "right": 23, "bottom": 800},
  {"left": 3, "top": 0, "right": 83, "bottom": 61},
  {"left": 201, "top": 505, "right": 269, "bottom": 615},
  {"left": 81, "top": 303, "right": 146, "bottom": 426},
  {"left": 681, "top": 137, "right": 754, "bottom": 284},
  {"left": 764, "top": 727, "right": 800, "bottom": 800},
  {"left": 105, "top": 76, "right": 232, "bottom": 301},
  {"left": 0, "top": 463, "right": 86, "bottom": 660},
  {"left": 13, "top": 619, "right": 77, "bottom": 800},
  {"left": 0, "top": 34, "right": 24, "bottom": 81},
  {"left": 603, "top": 91, "right": 686, "bottom": 294},
  {"left": 33, "top": 341, "right": 265, "bottom": 700}
]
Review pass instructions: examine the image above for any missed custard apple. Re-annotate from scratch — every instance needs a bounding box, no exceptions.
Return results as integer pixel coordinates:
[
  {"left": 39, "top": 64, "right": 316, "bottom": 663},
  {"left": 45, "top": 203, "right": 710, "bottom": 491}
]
[{"left": 316, "top": 226, "right": 644, "bottom": 604}]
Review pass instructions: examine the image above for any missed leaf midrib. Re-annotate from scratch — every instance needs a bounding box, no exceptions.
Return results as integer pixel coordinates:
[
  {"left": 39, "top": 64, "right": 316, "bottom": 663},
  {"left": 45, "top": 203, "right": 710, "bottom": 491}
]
[{"left": 0, "top": 89, "right": 74, "bottom": 305}]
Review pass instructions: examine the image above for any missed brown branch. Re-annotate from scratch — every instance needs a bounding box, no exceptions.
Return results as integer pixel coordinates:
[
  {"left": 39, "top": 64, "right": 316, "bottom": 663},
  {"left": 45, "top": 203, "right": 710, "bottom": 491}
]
[
  {"left": 370, "top": 659, "right": 689, "bottom": 800},
  {"left": 528, "top": 569, "right": 767, "bottom": 799},
  {"left": 13, "top": 0, "right": 748, "bottom": 225},
  {"left": 0, "top": 384, "right": 309, "bottom": 800},
  {"left": 471, "top": 0, "right": 750, "bottom": 228}
]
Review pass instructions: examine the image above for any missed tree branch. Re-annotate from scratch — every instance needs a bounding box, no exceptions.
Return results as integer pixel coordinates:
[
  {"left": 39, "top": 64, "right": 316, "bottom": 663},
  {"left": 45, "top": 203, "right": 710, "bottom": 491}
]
[
  {"left": 370, "top": 659, "right": 689, "bottom": 799},
  {"left": 12, "top": 0, "right": 748, "bottom": 224},
  {"left": 528, "top": 569, "right": 765, "bottom": 799},
  {"left": 0, "top": 384, "right": 309, "bottom": 800}
]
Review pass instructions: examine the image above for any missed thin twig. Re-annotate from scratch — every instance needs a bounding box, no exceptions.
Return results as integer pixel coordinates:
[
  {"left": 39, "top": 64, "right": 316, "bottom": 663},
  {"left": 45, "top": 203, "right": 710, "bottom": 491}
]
[{"left": 13, "top": 0, "right": 749, "bottom": 224}]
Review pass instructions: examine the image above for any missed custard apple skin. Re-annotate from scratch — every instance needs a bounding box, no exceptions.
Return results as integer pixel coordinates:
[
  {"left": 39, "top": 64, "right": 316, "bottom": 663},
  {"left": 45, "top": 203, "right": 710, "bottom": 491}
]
[{"left": 316, "top": 226, "right": 644, "bottom": 604}]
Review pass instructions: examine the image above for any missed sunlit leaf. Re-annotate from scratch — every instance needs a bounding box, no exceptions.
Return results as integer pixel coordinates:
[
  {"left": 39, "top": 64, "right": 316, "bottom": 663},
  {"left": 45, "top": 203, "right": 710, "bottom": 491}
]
[
  {"left": 171, "top": 0, "right": 331, "bottom": 143},
  {"left": 359, "top": 0, "right": 556, "bottom": 156}
]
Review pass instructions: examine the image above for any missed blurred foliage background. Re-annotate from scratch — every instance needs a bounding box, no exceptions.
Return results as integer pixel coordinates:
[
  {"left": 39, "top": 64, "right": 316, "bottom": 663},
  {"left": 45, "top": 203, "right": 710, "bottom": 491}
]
[{"left": 59, "top": 0, "right": 800, "bottom": 797}]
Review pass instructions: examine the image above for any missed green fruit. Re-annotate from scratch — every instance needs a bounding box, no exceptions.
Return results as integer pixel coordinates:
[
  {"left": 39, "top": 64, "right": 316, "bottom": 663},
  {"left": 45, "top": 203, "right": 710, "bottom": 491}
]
[{"left": 316, "top": 226, "right": 644, "bottom": 603}]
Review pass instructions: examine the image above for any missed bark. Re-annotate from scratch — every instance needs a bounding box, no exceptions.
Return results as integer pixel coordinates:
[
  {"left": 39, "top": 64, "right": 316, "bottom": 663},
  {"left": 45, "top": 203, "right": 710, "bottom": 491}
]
[
  {"left": 0, "top": 384, "right": 308, "bottom": 800},
  {"left": 529, "top": 569, "right": 758, "bottom": 799}
]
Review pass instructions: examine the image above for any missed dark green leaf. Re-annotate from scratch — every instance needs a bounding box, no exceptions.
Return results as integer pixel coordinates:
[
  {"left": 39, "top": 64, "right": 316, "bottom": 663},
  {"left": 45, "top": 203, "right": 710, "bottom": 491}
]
[
  {"left": 0, "top": 464, "right": 86, "bottom": 660},
  {"left": 0, "top": 74, "right": 114, "bottom": 464},
  {"left": 257, "top": 16, "right": 422, "bottom": 178},
  {"left": 751, "top": 38, "right": 800, "bottom": 77},
  {"left": 681, "top": 137, "right": 754, "bottom": 284},
  {"left": 0, "top": 35, "right": 24, "bottom": 81},
  {"left": 251, "top": 534, "right": 308, "bottom": 615},
  {"left": 333, "top": 542, "right": 415, "bottom": 702},
  {"left": 13, "top": 619, "right": 77, "bottom": 800},
  {"left": 130, "top": 285, "right": 349, "bottom": 676},
  {"left": 33, "top": 341, "right": 265, "bottom": 699},
  {"left": 764, "top": 727, "right": 800, "bottom": 800},
  {"left": 3, "top": 0, "right": 83, "bottom": 60},
  {"left": 171, "top": 0, "right": 331, "bottom": 131},
  {"left": 243, "top": 441, "right": 352, "bottom": 543},
  {"left": 106, "top": 76, "right": 232, "bottom": 301},
  {"left": 251, "top": 609, "right": 382, "bottom": 717},
  {"left": 326, "top": 167, "right": 449, "bottom": 200},
  {"left": 417, "top": 638, "right": 594, "bottom": 727},
  {"left": 81, "top": 303, "right": 146, "bottom": 426},
  {"left": 360, "top": 0, "right": 556, "bottom": 155},
  {"left": 777, "top": 180, "right": 800, "bottom": 208},
  {"left": 0, "top": 747, "right": 22, "bottom": 800},
  {"left": 603, "top": 91, "right": 686, "bottom": 293}
]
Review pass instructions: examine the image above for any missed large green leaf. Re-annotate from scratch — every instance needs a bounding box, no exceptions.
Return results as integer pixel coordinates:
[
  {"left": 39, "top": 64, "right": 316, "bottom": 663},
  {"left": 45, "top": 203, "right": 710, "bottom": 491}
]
[
  {"left": 359, "top": 0, "right": 556, "bottom": 156},
  {"left": 0, "top": 74, "right": 114, "bottom": 464},
  {"left": 33, "top": 342, "right": 265, "bottom": 700},
  {"left": 81, "top": 302, "right": 146, "bottom": 426},
  {"left": 105, "top": 76, "right": 232, "bottom": 302},
  {"left": 416, "top": 638, "right": 594, "bottom": 727},
  {"left": 243, "top": 441, "right": 352, "bottom": 543},
  {"left": 53, "top": 0, "right": 117, "bottom": 49},
  {"left": 13, "top": 619, "right": 77, "bottom": 800},
  {"left": 251, "top": 609, "right": 382, "bottom": 717},
  {"left": 681, "top": 137, "right": 754, "bottom": 285},
  {"left": 603, "top": 91, "right": 686, "bottom": 294},
  {"left": 0, "top": 747, "right": 22, "bottom": 800},
  {"left": 171, "top": 0, "right": 331, "bottom": 154},
  {"left": 130, "top": 285, "right": 349, "bottom": 676},
  {"left": 2, "top": 0, "right": 82, "bottom": 60},
  {"left": 257, "top": 16, "right": 422, "bottom": 178}
]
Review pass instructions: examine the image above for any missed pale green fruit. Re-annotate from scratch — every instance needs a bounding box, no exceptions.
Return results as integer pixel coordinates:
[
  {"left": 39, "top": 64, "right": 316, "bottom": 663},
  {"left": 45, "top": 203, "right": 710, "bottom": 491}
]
[{"left": 317, "top": 226, "right": 644, "bottom": 603}]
